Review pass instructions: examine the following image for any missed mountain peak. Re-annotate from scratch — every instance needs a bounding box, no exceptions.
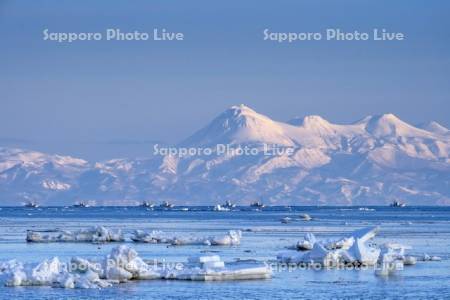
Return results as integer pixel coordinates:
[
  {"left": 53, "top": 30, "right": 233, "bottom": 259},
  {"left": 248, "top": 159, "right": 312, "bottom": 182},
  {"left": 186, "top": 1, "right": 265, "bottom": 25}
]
[
  {"left": 363, "top": 113, "right": 430, "bottom": 138},
  {"left": 288, "top": 115, "right": 331, "bottom": 128},
  {"left": 221, "top": 104, "right": 263, "bottom": 123},
  {"left": 180, "top": 104, "right": 294, "bottom": 147},
  {"left": 228, "top": 104, "right": 255, "bottom": 113},
  {"left": 376, "top": 113, "right": 401, "bottom": 122},
  {"left": 218, "top": 104, "right": 273, "bottom": 128}
]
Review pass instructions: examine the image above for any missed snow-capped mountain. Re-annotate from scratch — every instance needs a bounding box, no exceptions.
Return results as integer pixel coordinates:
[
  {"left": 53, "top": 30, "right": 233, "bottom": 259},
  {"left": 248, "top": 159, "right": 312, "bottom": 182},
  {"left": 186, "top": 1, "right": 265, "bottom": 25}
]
[
  {"left": 0, "top": 104, "right": 449, "bottom": 206},
  {"left": 0, "top": 148, "right": 89, "bottom": 204}
]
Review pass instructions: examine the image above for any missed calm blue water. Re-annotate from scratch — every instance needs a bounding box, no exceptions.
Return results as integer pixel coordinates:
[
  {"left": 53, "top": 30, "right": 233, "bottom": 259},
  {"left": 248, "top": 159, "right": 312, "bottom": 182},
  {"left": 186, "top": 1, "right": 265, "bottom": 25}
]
[{"left": 0, "top": 206, "right": 449, "bottom": 299}]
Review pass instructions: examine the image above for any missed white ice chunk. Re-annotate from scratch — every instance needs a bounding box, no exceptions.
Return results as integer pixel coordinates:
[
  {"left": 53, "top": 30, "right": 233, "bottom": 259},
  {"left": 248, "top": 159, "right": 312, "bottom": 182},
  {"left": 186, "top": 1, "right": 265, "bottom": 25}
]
[
  {"left": 0, "top": 257, "right": 66, "bottom": 287},
  {"left": 31, "top": 257, "right": 64, "bottom": 284},
  {"left": 324, "top": 236, "right": 354, "bottom": 250},
  {"left": 279, "top": 226, "right": 381, "bottom": 267},
  {"left": 281, "top": 217, "right": 292, "bottom": 224},
  {"left": 202, "top": 261, "right": 225, "bottom": 269},
  {"left": 301, "top": 243, "right": 341, "bottom": 267},
  {"left": 378, "top": 243, "right": 410, "bottom": 261},
  {"left": 174, "top": 264, "right": 272, "bottom": 281},
  {"left": 421, "top": 254, "right": 442, "bottom": 261},
  {"left": 374, "top": 243, "right": 415, "bottom": 276},
  {"left": 105, "top": 266, "right": 133, "bottom": 282},
  {"left": 70, "top": 257, "right": 103, "bottom": 276},
  {"left": 172, "top": 255, "right": 271, "bottom": 281},
  {"left": 104, "top": 245, "right": 161, "bottom": 281},
  {"left": 188, "top": 255, "right": 221, "bottom": 264},
  {"left": 403, "top": 256, "right": 417, "bottom": 265},
  {"left": 130, "top": 230, "right": 171, "bottom": 243},
  {"left": 0, "top": 245, "right": 272, "bottom": 288},
  {"left": 54, "top": 272, "right": 75, "bottom": 289},
  {"left": 296, "top": 233, "right": 316, "bottom": 251},
  {"left": 351, "top": 226, "right": 379, "bottom": 243},
  {"left": 172, "top": 236, "right": 211, "bottom": 246},
  {"left": 300, "top": 214, "right": 312, "bottom": 221},
  {"left": 341, "top": 238, "right": 380, "bottom": 266},
  {"left": 171, "top": 230, "right": 242, "bottom": 246},
  {"left": 210, "top": 230, "right": 242, "bottom": 246},
  {"left": 26, "top": 226, "right": 124, "bottom": 243},
  {"left": 0, "top": 245, "right": 160, "bottom": 288}
]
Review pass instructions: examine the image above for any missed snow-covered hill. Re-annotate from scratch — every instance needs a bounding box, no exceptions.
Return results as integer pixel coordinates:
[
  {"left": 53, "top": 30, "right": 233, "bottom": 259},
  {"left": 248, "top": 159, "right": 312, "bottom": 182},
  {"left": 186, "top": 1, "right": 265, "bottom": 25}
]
[
  {"left": 1, "top": 105, "right": 449, "bottom": 206},
  {"left": 0, "top": 148, "right": 89, "bottom": 204}
]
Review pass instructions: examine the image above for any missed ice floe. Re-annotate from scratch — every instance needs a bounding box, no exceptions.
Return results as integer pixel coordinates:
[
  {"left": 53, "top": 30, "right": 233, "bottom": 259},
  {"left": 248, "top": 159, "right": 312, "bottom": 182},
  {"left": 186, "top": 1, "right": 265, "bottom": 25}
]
[
  {"left": 375, "top": 244, "right": 407, "bottom": 276},
  {"left": 130, "top": 230, "right": 172, "bottom": 243},
  {"left": 164, "top": 254, "right": 271, "bottom": 281},
  {"left": 295, "top": 233, "right": 316, "bottom": 251},
  {"left": 26, "top": 226, "right": 124, "bottom": 243},
  {"left": 0, "top": 256, "right": 113, "bottom": 288},
  {"left": 403, "top": 256, "right": 417, "bottom": 265},
  {"left": 26, "top": 227, "right": 242, "bottom": 246},
  {"left": 281, "top": 217, "right": 292, "bottom": 224},
  {"left": 130, "top": 229, "right": 242, "bottom": 246},
  {"left": 420, "top": 254, "right": 442, "bottom": 261},
  {"left": 171, "top": 230, "right": 242, "bottom": 246},
  {"left": 0, "top": 245, "right": 271, "bottom": 289},
  {"left": 103, "top": 246, "right": 161, "bottom": 281},
  {"left": 278, "top": 226, "right": 425, "bottom": 274},
  {"left": 299, "top": 213, "right": 312, "bottom": 221}
]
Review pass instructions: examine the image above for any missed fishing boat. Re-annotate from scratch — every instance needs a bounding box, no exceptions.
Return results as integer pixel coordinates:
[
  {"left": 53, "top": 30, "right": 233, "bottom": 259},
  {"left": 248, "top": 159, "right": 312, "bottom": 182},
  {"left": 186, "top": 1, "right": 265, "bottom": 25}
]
[
  {"left": 160, "top": 201, "right": 175, "bottom": 209},
  {"left": 213, "top": 204, "right": 230, "bottom": 212},
  {"left": 72, "top": 201, "right": 90, "bottom": 208},
  {"left": 390, "top": 200, "right": 406, "bottom": 208},
  {"left": 24, "top": 201, "right": 39, "bottom": 208},
  {"left": 250, "top": 201, "right": 265, "bottom": 208},
  {"left": 141, "top": 201, "right": 155, "bottom": 208},
  {"left": 222, "top": 200, "right": 236, "bottom": 209}
]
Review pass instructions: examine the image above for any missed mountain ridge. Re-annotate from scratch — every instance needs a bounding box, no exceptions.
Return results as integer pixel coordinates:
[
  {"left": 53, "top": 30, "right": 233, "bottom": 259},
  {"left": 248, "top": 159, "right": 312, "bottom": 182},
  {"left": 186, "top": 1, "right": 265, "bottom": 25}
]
[{"left": 0, "top": 105, "right": 449, "bottom": 206}]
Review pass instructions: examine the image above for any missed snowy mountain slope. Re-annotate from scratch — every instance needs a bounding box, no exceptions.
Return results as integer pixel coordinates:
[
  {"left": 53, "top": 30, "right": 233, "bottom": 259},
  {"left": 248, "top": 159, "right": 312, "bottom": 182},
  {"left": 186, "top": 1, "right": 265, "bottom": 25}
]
[
  {"left": 0, "top": 148, "right": 90, "bottom": 204},
  {"left": 142, "top": 105, "right": 449, "bottom": 205},
  {"left": 180, "top": 104, "right": 295, "bottom": 147},
  {"left": 0, "top": 105, "right": 449, "bottom": 206},
  {"left": 417, "top": 121, "right": 449, "bottom": 136}
]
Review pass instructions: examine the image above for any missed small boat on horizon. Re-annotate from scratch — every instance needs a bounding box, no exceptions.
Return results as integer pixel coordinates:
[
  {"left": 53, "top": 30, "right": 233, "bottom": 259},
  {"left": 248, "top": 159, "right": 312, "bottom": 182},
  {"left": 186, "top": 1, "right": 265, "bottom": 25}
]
[
  {"left": 72, "top": 201, "right": 91, "bottom": 208},
  {"left": 140, "top": 201, "right": 155, "bottom": 208},
  {"left": 250, "top": 201, "right": 265, "bottom": 209},
  {"left": 213, "top": 204, "right": 230, "bottom": 212},
  {"left": 160, "top": 201, "right": 175, "bottom": 209},
  {"left": 222, "top": 200, "right": 236, "bottom": 209},
  {"left": 390, "top": 200, "right": 406, "bottom": 208},
  {"left": 24, "top": 201, "right": 39, "bottom": 208}
]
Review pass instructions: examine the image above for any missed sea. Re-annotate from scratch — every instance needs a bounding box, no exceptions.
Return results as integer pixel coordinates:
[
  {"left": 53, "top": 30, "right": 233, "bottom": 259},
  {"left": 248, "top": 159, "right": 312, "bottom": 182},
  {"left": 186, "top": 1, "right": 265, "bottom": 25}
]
[{"left": 0, "top": 206, "right": 449, "bottom": 299}]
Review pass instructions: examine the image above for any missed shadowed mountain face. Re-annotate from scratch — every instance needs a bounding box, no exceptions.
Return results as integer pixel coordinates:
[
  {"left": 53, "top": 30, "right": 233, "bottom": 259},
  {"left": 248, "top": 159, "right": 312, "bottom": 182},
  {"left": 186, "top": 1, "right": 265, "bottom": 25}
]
[{"left": 1, "top": 105, "right": 449, "bottom": 206}]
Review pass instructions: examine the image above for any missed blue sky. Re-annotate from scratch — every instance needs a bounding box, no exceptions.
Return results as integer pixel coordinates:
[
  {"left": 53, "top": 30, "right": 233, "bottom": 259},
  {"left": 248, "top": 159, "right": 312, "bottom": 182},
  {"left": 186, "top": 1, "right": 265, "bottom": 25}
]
[{"left": 1, "top": 0, "right": 449, "bottom": 160}]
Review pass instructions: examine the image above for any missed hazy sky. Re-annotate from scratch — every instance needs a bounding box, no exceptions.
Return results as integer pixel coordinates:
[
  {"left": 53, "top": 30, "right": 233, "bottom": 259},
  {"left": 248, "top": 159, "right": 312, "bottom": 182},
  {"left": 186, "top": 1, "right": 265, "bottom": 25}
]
[{"left": 1, "top": 0, "right": 449, "bottom": 160}]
